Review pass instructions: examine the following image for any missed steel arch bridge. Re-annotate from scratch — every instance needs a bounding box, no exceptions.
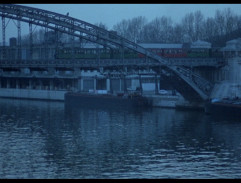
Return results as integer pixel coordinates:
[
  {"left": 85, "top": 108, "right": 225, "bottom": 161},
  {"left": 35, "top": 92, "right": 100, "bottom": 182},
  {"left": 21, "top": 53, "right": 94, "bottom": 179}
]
[{"left": 0, "top": 4, "right": 214, "bottom": 102}]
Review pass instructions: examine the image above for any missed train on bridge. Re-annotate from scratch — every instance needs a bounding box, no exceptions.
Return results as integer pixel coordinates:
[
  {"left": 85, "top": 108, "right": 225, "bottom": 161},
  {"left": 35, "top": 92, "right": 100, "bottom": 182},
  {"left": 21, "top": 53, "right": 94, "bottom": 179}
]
[
  {"left": 1, "top": 38, "right": 223, "bottom": 60},
  {"left": 55, "top": 40, "right": 223, "bottom": 59}
]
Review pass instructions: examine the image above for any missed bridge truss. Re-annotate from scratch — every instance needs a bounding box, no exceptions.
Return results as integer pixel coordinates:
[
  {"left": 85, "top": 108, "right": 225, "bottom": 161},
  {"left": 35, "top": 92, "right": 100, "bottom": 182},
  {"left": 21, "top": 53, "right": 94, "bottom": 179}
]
[{"left": 0, "top": 4, "right": 216, "bottom": 101}]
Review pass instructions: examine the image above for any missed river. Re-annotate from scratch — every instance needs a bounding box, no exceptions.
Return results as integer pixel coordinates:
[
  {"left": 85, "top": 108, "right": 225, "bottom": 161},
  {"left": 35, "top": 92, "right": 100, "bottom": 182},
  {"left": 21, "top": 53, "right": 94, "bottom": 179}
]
[{"left": 0, "top": 98, "right": 241, "bottom": 179}]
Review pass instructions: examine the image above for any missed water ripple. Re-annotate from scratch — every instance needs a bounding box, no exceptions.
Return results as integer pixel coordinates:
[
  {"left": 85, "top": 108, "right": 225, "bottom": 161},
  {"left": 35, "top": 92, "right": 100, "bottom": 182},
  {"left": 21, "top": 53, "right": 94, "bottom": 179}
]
[{"left": 1, "top": 98, "right": 241, "bottom": 178}]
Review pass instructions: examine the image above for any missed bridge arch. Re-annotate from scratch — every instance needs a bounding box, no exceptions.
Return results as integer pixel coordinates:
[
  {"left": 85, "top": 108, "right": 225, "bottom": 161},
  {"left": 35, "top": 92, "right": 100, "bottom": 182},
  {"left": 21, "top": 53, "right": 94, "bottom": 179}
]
[{"left": 0, "top": 4, "right": 216, "bottom": 102}]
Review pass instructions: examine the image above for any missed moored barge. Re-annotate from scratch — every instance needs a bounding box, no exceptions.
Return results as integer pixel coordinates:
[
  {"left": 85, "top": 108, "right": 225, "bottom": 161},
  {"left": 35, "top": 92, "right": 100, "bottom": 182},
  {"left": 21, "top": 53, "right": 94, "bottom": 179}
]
[
  {"left": 64, "top": 91, "right": 152, "bottom": 110},
  {"left": 205, "top": 97, "right": 241, "bottom": 118}
]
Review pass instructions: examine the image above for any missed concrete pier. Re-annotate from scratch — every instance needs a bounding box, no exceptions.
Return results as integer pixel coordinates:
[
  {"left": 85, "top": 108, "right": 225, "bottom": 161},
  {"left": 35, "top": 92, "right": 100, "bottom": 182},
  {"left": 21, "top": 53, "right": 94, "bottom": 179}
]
[{"left": 0, "top": 88, "right": 66, "bottom": 101}]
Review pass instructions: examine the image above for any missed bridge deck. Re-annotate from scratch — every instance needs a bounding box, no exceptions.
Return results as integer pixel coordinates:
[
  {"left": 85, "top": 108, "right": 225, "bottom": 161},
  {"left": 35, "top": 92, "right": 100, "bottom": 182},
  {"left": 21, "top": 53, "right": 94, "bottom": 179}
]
[{"left": 0, "top": 57, "right": 225, "bottom": 68}]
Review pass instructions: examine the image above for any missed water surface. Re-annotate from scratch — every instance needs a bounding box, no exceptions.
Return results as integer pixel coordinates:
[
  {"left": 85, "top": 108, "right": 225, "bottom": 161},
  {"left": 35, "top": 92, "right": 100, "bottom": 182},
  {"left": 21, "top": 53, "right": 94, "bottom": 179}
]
[{"left": 0, "top": 98, "right": 241, "bottom": 178}]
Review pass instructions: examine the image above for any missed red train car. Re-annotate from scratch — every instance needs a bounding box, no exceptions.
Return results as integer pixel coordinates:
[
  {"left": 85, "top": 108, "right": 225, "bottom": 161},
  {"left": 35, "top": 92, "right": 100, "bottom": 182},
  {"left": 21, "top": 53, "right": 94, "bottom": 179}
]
[{"left": 138, "top": 43, "right": 187, "bottom": 58}]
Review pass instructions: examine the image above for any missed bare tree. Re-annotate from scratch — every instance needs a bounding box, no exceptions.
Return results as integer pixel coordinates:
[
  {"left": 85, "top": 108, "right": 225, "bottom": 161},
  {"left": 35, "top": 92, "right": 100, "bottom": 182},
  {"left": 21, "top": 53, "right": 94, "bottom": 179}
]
[
  {"left": 113, "top": 16, "right": 147, "bottom": 43},
  {"left": 140, "top": 16, "right": 173, "bottom": 43},
  {"left": 193, "top": 10, "right": 204, "bottom": 40},
  {"left": 113, "top": 19, "right": 129, "bottom": 38},
  {"left": 127, "top": 16, "right": 147, "bottom": 43},
  {"left": 95, "top": 22, "right": 108, "bottom": 30},
  {"left": 203, "top": 17, "right": 217, "bottom": 41},
  {"left": 142, "top": 17, "right": 162, "bottom": 42},
  {"left": 215, "top": 9, "right": 225, "bottom": 36},
  {"left": 172, "top": 23, "right": 184, "bottom": 43},
  {"left": 223, "top": 8, "right": 238, "bottom": 35},
  {"left": 182, "top": 12, "right": 195, "bottom": 42},
  {"left": 159, "top": 16, "right": 173, "bottom": 43}
]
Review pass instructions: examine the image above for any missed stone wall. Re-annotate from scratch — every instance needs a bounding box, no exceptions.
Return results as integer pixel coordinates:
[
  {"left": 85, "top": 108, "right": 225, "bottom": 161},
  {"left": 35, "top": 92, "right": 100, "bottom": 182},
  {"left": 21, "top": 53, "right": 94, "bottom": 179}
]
[{"left": 0, "top": 88, "right": 66, "bottom": 101}]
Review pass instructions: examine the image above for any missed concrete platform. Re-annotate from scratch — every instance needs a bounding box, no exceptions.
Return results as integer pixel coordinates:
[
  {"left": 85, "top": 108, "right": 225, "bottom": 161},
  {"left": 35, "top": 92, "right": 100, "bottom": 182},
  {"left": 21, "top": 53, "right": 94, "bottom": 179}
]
[
  {"left": 0, "top": 88, "right": 66, "bottom": 101},
  {"left": 145, "top": 94, "right": 179, "bottom": 108}
]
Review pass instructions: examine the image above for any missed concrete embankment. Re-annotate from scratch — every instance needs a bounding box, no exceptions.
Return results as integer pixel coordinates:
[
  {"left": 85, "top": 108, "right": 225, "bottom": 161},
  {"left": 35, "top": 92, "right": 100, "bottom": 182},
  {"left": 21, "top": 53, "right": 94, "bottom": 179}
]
[
  {"left": 0, "top": 88, "right": 66, "bottom": 101},
  {"left": 0, "top": 88, "right": 205, "bottom": 110},
  {"left": 144, "top": 94, "right": 179, "bottom": 108}
]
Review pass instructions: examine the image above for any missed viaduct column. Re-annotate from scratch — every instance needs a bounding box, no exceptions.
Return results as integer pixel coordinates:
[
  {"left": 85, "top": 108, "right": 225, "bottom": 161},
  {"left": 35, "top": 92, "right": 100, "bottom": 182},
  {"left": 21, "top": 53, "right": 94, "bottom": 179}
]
[
  {"left": 16, "top": 79, "right": 20, "bottom": 89},
  {"left": 1, "top": 16, "right": 6, "bottom": 59},
  {"left": 17, "top": 20, "right": 22, "bottom": 60},
  {"left": 155, "top": 74, "right": 158, "bottom": 94},
  {"left": 29, "top": 79, "right": 32, "bottom": 89},
  {"left": 29, "top": 23, "right": 33, "bottom": 60},
  {"left": 94, "top": 75, "right": 97, "bottom": 92},
  {"left": 106, "top": 77, "right": 110, "bottom": 92},
  {"left": 79, "top": 77, "right": 84, "bottom": 91},
  {"left": 49, "top": 79, "right": 54, "bottom": 90},
  {"left": 6, "top": 79, "right": 10, "bottom": 88}
]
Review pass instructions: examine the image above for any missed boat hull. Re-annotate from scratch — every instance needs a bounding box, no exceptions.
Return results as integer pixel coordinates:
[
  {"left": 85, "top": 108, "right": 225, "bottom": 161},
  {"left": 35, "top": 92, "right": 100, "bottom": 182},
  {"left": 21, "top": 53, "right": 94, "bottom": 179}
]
[
  {"left": 205, "top": 100, "right": 241, "bottom": 119},
  {"left": 64, "top": 92, "right": 152, "bottom": 110}
]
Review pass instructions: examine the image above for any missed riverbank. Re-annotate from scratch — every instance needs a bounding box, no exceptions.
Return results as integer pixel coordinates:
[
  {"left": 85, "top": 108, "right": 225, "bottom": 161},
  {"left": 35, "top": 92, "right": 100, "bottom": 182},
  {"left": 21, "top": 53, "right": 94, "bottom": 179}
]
[
  {"left": 0, "top": 88, "right": 205, "bottom": 110},
  {"left": 0, "top": 88, "right": 66, "bottom": 101}
]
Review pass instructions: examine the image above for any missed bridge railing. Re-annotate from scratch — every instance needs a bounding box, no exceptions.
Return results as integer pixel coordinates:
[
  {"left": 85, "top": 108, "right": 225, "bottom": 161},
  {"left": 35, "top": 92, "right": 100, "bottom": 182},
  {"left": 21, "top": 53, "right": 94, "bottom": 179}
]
[
  {"left": 167, "top": 57, "right": 226, "bottom": 67},
  {"left": 0, "top": 58, "right": 161, "bottom": 68},
  {"left": 0, "top": 57, "right": 226, "bottom": 68}
]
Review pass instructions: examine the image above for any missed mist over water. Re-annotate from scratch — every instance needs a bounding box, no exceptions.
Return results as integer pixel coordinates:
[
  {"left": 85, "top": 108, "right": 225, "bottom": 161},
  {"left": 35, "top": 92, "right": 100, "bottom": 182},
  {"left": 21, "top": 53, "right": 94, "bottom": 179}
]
[
  {"left": 211, "top": 57, "right": 241, "bottom": 99},
  {"left": 0, "top": 98, "right": 241, "bottom": 178}
]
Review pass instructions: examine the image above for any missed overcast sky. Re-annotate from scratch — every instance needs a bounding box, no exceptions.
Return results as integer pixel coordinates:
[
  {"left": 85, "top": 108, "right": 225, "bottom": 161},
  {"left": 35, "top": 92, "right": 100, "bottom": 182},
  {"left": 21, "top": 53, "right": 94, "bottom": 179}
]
[
  {"left": 23, "top": 4, "right": 241, "bottom": 28},
  {"left": 2, "top": 4, "right": 241, "bottom": 42}
]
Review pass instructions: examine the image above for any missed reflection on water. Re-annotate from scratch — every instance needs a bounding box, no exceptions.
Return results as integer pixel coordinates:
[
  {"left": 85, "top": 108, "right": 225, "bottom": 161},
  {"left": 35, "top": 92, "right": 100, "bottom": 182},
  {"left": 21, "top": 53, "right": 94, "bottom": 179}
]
[{"left": 0, "top": 98, "right": 241, "bottom": 178}]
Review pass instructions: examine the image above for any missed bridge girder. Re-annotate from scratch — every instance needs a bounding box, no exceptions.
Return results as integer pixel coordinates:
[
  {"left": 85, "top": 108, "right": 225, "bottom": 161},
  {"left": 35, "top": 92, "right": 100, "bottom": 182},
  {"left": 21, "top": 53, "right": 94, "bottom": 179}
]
[{"left": 0, "top": 4, "right": 163, "bottom": 59}]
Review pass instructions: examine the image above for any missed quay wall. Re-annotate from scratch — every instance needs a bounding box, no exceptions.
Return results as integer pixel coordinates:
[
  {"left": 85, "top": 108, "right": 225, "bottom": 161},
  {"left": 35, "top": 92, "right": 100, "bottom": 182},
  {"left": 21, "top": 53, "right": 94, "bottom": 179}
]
[{"left": 0, "top": 88, "right": 66, "bottom": 101}]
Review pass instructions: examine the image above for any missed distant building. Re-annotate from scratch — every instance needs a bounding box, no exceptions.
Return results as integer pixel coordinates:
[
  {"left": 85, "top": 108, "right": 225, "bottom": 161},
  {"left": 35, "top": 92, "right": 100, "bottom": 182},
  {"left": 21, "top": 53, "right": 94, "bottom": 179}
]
[
  {"left": 139, "top": 43, "right": 183, "bottom": 49},
  {"left": 191, "top": 40, "right": 211, "bottom": 49},
  {"left": 220, "top": 38, "right": 241, "bottom": 57}
]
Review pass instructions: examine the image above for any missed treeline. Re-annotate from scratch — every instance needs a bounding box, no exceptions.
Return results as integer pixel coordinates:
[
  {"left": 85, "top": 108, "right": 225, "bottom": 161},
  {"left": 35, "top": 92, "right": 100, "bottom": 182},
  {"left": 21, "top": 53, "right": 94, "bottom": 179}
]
[
  {"left": 19, "top": 7, "right": 241, "bottom": 47},
  {"left": 20, "top": 23, "right": 108, "bottom": 46},
  {"left": 112, "top": 8, "right": 241, "bottom": 46}
]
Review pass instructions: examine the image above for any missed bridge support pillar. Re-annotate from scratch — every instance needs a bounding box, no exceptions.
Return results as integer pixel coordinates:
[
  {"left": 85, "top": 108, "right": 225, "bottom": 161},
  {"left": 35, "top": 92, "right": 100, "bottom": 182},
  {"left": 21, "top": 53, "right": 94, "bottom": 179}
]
[
  {"left": 39, "top": 80, "right": 43, "bottom": 90},
  {"left": 109, "top": 78, "right": 113, "bottom": 94},
  {"left": 139, "top": 75, "right": 143, "bottom": 94},
  {"left": 94, "top": 76, "right": 97, "bottom": 92},
  {"left": 155, "top": 74, "right": 158, "bottom": 94},
  {"left": 6, "top": 79, "right": 10, "bottom": 88},
  {"left": 80, "top": 78, "right": 84, "bottom": 91},
  {"left": 123, "top": 75, "right": 127, "bottom": 94},
  {"left": 16, "top": 79, "right": 20, "bottom": 89},
  {"left": 72, "top": 79, "right": 76, "bottom": 91},
  {"left": 29, "top": 79, "right": 32, "bottom": 89},
  {"left": 77, "top": 78, "right": 81, "bottom": 91},
  {"left": 1, "top": 16, "right": 6, "bottom": 59},
  {"left": 119, "top": 78, "right": 122, "bottom": 92},
  {"left": 106, "top": 78, "right": 110, "bottom": 92},
  {"left": 50, "top": 79, "right": 54, "bottom": 90}
]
